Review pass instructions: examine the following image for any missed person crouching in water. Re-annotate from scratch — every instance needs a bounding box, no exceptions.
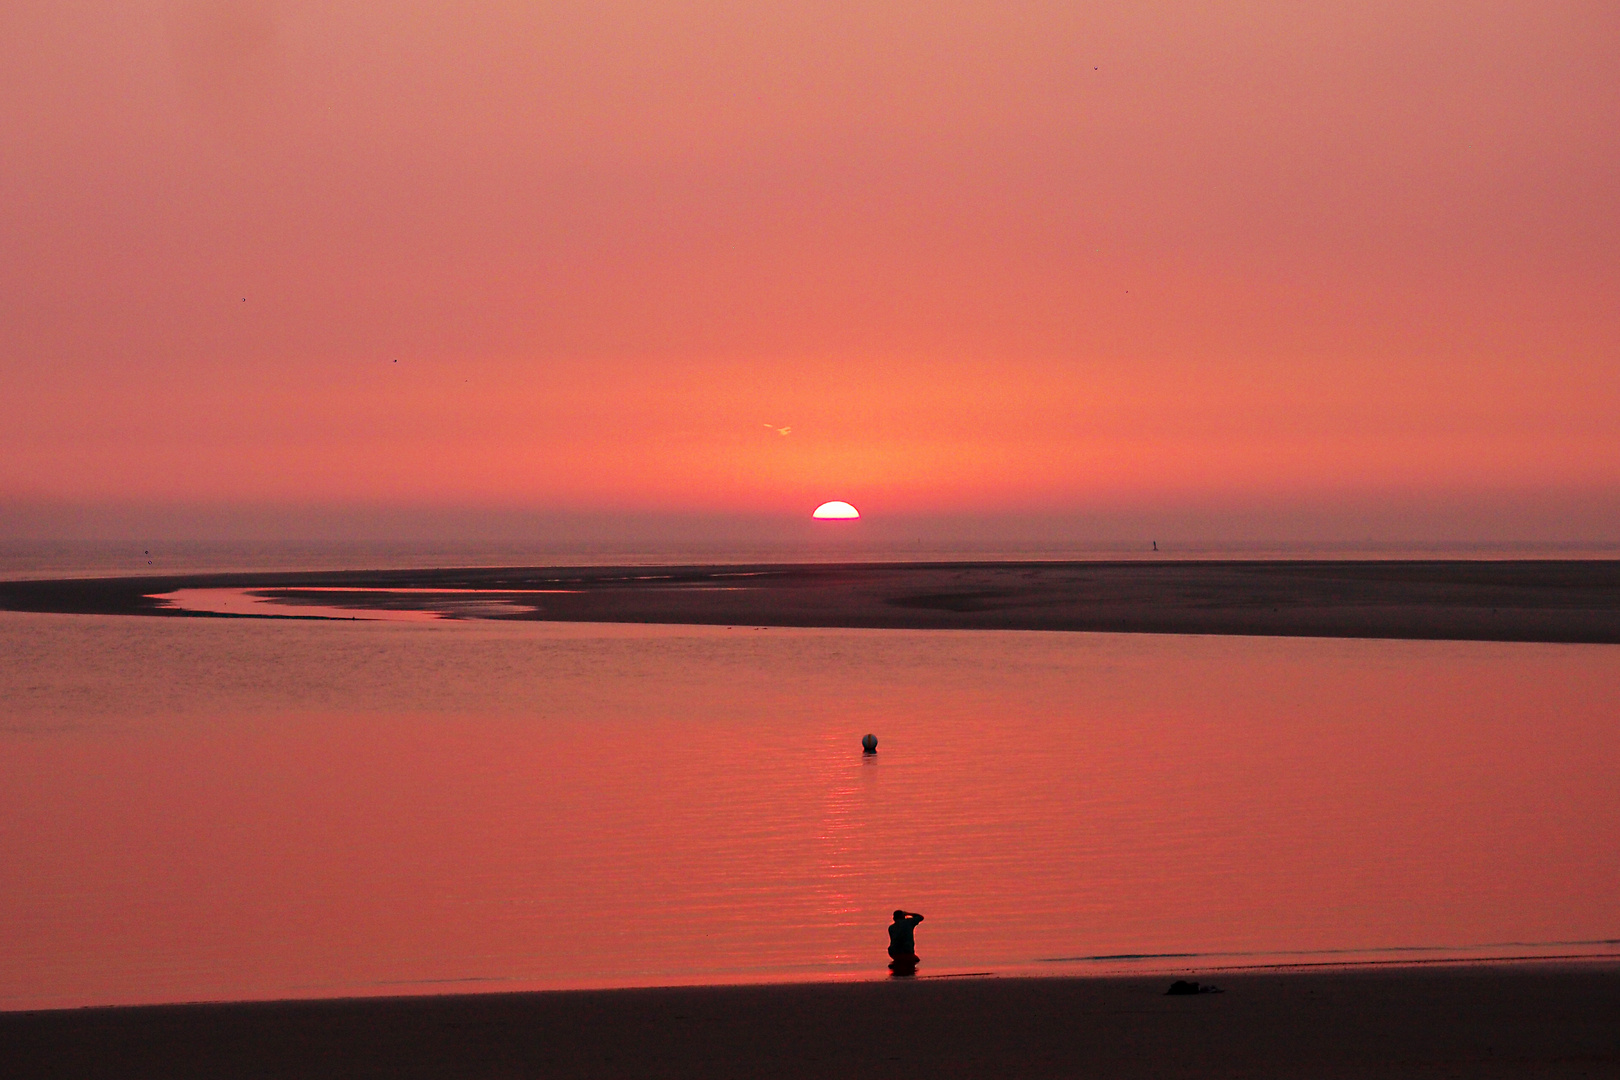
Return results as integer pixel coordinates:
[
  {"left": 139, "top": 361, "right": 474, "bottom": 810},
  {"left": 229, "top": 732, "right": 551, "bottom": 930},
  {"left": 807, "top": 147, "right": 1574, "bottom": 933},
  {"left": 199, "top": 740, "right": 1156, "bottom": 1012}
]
[{"left": 888, "top": 910, "right": 924, "bottom": 975}]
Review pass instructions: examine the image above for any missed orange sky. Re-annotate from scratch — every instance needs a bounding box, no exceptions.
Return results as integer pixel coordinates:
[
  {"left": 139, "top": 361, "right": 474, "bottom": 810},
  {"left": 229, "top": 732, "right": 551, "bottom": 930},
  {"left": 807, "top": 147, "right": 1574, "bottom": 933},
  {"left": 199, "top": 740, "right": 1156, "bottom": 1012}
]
[{"left": 3, "top": 1, "right": 1617, "bottom": 541}]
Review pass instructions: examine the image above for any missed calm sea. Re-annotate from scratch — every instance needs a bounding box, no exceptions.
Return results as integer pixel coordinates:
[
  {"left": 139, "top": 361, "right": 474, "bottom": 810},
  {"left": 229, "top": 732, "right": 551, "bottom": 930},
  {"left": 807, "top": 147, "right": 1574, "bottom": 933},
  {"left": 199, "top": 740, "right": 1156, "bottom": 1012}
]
[{"left": 2, "top": 606, "right": 1617, "bottom": 1009}]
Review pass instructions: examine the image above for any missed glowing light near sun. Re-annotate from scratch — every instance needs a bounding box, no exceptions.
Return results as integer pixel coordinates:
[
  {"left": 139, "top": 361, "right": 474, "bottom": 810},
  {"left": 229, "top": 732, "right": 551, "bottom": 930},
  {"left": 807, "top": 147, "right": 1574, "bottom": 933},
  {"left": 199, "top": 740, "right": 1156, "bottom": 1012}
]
[{"left": 812, "top": 501, "right": 860, "bottom": 520}]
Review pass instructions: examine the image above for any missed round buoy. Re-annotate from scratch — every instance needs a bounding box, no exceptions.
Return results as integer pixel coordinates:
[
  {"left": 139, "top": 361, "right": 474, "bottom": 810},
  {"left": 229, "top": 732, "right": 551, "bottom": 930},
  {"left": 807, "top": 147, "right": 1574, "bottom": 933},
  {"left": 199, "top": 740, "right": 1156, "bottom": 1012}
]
[{"left": 862, "top": 734, "right": 878, "bottom": 754}]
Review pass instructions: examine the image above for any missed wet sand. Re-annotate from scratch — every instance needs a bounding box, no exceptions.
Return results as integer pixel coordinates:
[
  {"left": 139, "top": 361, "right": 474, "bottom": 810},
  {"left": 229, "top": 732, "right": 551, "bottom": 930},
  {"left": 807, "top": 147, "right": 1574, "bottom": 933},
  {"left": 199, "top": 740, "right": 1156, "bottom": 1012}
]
[
  {"left": 4, "top": 965, "right": 1617, "bottom": 1078},
  {"left": 3, "top": 560, "right": 1619, "bottom": 642}
]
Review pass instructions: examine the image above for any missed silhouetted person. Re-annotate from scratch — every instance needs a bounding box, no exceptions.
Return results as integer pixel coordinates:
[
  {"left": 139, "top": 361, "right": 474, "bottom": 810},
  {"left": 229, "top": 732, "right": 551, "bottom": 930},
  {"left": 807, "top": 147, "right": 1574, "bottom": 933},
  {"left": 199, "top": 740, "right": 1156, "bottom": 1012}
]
[{"left": 888, "top": 910, "right": 924, "bottom": 974}]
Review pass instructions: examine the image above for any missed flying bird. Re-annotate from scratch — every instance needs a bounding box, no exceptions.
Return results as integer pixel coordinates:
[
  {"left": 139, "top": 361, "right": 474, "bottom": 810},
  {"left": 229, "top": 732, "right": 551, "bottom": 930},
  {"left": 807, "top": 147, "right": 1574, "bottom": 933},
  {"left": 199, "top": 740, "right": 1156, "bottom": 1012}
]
[{"left": 763, "top": 423, "right": 791, "bottom": 436}]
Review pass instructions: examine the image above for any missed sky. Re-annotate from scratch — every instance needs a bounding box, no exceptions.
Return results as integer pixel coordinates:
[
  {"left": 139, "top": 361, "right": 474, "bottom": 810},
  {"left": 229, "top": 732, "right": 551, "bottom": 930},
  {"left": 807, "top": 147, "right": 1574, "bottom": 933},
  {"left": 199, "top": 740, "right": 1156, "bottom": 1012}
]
[{"left": 3, "top": 1, "right": 1617, "bottom": 545}]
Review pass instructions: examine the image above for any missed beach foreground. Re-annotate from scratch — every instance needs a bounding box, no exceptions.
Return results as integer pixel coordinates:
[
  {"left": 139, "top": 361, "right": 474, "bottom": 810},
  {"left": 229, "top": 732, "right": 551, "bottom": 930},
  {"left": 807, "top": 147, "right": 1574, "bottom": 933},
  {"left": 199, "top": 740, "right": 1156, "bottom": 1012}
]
[{"left": 4, "top": 966, "right": 1617, "bottom": 1079}]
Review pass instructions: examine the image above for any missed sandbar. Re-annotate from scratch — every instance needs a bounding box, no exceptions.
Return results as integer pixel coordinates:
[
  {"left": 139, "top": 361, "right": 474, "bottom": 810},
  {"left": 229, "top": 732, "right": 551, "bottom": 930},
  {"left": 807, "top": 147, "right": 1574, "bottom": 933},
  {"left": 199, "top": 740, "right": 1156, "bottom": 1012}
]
[{"left": 3, "top": 560, "right": 1619, "bottom": 642}]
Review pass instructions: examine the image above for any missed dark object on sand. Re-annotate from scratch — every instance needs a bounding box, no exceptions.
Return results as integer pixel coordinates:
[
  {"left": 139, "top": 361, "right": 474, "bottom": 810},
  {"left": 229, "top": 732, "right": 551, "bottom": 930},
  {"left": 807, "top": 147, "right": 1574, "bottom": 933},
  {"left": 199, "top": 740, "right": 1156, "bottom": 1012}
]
[
  {"left": 1167, "top": 980, "right": 1222, "bottom": 995},
  {"left": 862, "top": 734, "right": 878, "bottom": 754}
]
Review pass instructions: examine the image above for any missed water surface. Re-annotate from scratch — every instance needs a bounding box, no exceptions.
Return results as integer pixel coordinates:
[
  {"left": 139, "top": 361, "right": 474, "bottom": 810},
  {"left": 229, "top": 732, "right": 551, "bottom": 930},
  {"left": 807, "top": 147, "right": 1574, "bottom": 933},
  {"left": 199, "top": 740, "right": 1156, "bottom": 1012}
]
[{"left": 2, "top": 612, "right": 1616, "bottom": 1008}]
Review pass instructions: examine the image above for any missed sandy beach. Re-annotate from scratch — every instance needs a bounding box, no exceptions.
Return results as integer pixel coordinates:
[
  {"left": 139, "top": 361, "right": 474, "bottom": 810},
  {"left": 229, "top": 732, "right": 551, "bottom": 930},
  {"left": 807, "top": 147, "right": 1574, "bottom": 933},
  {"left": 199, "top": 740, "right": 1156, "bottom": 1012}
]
[
  {"left": 3, "top": 560, "right": 1619, "bottom": 642},
  {"left": 4, "top": 964, "right": 1617, "bottom": 1078}
]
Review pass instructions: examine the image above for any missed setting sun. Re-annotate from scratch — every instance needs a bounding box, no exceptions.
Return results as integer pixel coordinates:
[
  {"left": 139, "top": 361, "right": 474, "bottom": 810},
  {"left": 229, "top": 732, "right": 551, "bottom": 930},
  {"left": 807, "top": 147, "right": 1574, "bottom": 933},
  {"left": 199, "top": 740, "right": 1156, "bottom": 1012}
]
[{"left": 812, "top": 501, "right": 860, "bottom": 520}]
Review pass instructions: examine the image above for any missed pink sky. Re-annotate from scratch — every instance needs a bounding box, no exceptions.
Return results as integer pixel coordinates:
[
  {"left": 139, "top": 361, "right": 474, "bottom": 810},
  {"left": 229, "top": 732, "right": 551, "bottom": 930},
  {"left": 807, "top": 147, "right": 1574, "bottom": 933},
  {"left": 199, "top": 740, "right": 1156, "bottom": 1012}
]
[{"left": 3, "top": 1, "right": 1616, "bottom": 542}]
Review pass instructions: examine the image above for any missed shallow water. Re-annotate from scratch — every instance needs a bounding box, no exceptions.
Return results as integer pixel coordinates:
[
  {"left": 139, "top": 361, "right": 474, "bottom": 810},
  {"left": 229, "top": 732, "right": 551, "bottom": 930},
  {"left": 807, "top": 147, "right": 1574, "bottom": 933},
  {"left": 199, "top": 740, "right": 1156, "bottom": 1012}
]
[{"left": 2, "top": 611, "right": 1617, "bottom": 1009}]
